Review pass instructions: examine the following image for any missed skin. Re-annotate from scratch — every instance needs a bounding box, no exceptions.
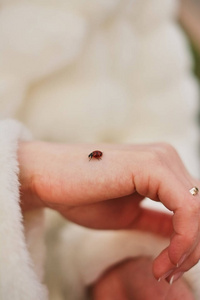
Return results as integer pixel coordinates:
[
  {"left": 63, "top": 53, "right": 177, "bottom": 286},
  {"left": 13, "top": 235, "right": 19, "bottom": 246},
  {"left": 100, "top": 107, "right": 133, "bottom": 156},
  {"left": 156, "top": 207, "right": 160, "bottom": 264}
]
[
  {"left": 90, "top": 257, "right": 195, "bottom": 300},
  {"left": 18, "top": 141, "right": 200, "bottom": 286}
]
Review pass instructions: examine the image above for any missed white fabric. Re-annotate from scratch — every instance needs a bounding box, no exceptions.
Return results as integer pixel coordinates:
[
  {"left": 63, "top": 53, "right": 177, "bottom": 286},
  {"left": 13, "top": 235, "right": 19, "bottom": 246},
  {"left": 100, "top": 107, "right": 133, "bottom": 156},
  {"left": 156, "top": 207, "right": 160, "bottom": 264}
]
[{"left": 0, "top": 119, "right": 48, "bottom": 300}]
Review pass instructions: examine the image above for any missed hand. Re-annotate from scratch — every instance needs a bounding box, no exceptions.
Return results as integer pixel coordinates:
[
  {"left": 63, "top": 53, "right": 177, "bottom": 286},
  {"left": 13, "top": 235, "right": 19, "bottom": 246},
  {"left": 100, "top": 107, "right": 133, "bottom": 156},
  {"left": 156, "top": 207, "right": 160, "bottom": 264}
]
[
  {"left": 90, "top": 257, "right": 195, "bottom": 300},
  {"left": 18, "top": 141, "right": 200, "bottom": 282}
]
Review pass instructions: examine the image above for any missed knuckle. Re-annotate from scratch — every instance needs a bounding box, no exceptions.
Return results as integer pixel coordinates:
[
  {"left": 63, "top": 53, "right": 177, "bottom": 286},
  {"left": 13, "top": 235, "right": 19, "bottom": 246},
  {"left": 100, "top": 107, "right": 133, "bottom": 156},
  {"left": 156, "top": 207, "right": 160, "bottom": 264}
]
[
  {"left": 154, "top": 142, "right": 177, "bottom": 156},
  {"left": 147, "top": 150, "right": 161, "bottom": 166},
  {"left": 150, "top": 143, "right": 178, "bottom": 167}
]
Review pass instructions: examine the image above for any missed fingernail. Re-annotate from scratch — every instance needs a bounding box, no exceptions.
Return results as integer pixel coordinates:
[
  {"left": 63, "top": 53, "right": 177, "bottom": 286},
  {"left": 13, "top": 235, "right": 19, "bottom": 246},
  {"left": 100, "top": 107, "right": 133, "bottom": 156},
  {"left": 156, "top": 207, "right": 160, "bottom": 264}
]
[
  {"left": 177, "top": 254, "right": 187, "bottom": 268},
  {"left": 169, "top": 275, "right": 174, "bottom": 285},
  {"left": 158, "top": 277, "right": 161, "bottom": 282},
  {"left": 158, "top": 269, "right": 175, "bottom": 282},
  {"left": 168, "top": 272, "right": 184, "bottom": 285}
]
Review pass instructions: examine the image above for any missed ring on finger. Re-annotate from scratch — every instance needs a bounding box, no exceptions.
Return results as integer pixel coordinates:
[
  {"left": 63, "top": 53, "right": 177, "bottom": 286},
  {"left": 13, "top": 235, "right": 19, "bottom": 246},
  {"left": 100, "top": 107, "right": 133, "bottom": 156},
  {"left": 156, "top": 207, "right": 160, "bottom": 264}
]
[{"left": 189, "top": 186, "right": 199, "bottom": 196}]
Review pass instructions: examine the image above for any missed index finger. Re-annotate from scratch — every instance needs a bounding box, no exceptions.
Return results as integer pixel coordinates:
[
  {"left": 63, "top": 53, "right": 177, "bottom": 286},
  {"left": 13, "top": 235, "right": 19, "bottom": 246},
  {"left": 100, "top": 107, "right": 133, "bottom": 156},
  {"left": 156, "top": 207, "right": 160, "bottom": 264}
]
[{"left": 157, "top": 174, "right": 200, "bottom": 269}]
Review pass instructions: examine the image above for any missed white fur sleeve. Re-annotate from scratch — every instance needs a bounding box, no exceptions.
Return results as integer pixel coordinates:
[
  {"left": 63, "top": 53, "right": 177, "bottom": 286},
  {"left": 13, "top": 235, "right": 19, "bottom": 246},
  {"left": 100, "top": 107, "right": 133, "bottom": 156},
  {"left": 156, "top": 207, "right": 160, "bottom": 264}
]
[{"left": 0, "top": 119, "right": 48, "bottom": 300}]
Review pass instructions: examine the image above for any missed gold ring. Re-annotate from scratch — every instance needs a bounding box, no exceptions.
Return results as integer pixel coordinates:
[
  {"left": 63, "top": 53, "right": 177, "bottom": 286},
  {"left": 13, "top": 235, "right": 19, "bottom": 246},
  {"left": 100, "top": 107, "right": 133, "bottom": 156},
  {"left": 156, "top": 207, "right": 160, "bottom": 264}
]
[{"left": 189, "top": 186, "right": 199, "bottom": 196}]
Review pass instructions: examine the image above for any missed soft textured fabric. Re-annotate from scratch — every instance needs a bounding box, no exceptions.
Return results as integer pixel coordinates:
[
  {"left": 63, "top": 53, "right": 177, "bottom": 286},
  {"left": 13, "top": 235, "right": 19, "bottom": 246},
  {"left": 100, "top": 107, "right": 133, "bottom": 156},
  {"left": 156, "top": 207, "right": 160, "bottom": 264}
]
[
  {"left": 0, "top": 119, "right": 48, "bottom": 300},
  {"left": 0, "top": 0, "right": 200, "bottom": 299},
  {"left": 1, "top": 1, "right": 199, "bottom": 174}
]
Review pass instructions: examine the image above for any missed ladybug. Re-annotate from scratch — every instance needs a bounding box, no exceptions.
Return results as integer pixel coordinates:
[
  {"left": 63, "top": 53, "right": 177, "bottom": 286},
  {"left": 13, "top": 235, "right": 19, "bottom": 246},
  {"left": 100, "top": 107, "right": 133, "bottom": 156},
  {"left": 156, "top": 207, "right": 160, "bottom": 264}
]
[{"left": 88, "top": 150, "right": 103, "bottom": 161}]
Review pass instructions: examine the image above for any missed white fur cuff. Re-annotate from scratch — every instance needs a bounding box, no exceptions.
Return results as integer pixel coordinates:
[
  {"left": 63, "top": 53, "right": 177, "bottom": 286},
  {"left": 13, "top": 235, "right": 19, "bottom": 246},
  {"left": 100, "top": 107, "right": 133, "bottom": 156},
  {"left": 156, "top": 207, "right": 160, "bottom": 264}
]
[{"left": 0, "top": 119, "right": 48, "bottom": 300}]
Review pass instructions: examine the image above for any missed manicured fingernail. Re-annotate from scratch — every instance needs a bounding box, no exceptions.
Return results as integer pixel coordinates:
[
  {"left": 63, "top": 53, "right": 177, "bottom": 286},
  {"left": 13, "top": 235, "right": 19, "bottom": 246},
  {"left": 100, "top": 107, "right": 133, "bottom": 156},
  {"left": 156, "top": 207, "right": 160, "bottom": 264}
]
[
  {"left": 169, "top": 275, "right": 174, "bottom": 285},
  {"left": 177, "top": 254, "right": 187, "bottom": 268},
  {"left": 168, "top": 272, "right": 184, "bottom": 285},
  {"left": 158, "top": 269, "right": 174, "bottom": 282}
]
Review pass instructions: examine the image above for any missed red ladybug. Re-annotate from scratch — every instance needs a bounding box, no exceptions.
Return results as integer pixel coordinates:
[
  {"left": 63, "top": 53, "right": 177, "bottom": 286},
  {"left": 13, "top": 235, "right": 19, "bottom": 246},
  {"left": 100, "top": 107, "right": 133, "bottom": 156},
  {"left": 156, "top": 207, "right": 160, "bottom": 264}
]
[{"left": 88, "top": 150, "right": 103, "bottom": 161}]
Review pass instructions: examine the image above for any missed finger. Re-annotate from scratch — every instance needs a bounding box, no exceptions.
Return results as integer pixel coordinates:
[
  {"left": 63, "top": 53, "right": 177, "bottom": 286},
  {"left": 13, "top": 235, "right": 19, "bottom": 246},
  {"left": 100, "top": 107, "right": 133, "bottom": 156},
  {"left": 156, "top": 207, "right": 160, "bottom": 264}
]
[
  {"left": 175, "top": 239, "right": 200, "bottom": 273},
  {"left": 156, "top": 172, "right": 200, "bottom": 265},
  {"left": 131, "top": 208, "right": 173, "bottom": 238},
  {"left": 163, "top": 241, "right": 200, "bottom": 284},
  {"left": 153, "top": 247, "right": 176, "bottom": 280},
  {"left": 153, "top": 238, "right": 200, "bottom": 281},
  {"left": 168, "top": 201, "right": 200, "bottom": 266},
  {"left": 148, "top": 170, "right": 200, "bottom": 280},
  {"left": 58, "top": 194, "right": 144, "bottom": 229},
  {"left": 153, "top": 204, "right": 200, "bottom": 281}
]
